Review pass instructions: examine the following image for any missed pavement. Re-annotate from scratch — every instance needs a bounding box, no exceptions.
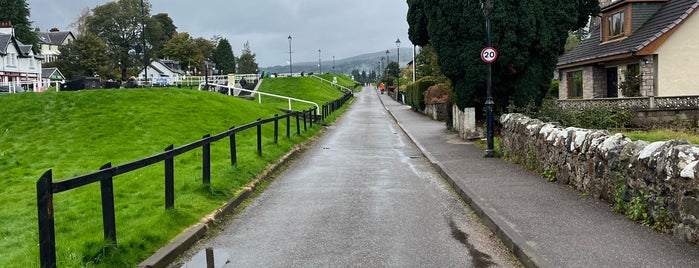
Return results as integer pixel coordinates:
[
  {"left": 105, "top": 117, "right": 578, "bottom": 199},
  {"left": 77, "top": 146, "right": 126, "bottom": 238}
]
[{"left": 378, "top": 89, "right": 699, "bottom": 268}]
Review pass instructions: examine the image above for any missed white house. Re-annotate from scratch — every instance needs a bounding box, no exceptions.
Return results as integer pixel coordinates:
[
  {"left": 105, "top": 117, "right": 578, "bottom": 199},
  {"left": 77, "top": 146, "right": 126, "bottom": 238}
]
[
  {"left": 0, "top": 21, "right": 43, "bottom": 91},
  {"left": 138, "top": 59, "right": 185, "bottom": 85},
  {"left": 37, "top": 28, "right": 75, "bottom": 63}
]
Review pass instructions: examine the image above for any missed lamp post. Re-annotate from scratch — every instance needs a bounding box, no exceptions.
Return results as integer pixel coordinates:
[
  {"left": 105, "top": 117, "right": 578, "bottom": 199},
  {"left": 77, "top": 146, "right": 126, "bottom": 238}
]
[
  {"left": 484, "top": 0, "right": 495, "bottom": 157},
  {"left": 386, "top": 50, "right": 390, "bottom": 66},
  {"left": 288, "top": 35, "right": 293, "bottom": 76},
  {"left": 380, "top": 57, "right": 384, "bottom": 78},
  {"left": 141, "top": 0, "right": 148, "bottom": 86},
  {"left": 396, "top": 38, "right": 401, "bottom": 102},
  {"left": 332, "top": 56, "right": 335, "bottom": 74},
  {"left": 318, "top": 49, "right": 322, "bottom": 74}
]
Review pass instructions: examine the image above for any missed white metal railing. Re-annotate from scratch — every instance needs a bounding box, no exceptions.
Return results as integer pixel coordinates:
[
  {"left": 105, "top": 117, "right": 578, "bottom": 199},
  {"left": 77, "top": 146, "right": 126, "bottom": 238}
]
[
  {"left": 198, "top": 83, "right": 319, "bottom": 111},
  {"left": 1, "top": 80, "right": 61, "bottom": 93},
  {"left": 310, "top": 75, "right": 352, "bottom": 93}
]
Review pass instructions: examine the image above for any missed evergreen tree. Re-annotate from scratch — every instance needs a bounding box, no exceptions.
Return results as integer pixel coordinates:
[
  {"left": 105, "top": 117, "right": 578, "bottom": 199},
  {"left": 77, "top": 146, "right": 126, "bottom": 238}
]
[
  {"left": 213, "top": 38, "right": 236, "bottom": 74},
  {"left": 407, "top": 0, "right": 600, "bottom": 114},
  {"left": 0, "top": 0, "right": 39, "bottom": 49},
  {"left": 237, "top": 41, "right": 259, "bottom": 74}
]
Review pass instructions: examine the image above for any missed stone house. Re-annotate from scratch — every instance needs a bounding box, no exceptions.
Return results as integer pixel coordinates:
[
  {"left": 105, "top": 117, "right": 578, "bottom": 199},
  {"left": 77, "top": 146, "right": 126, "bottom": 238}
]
[
  {"left": 37, "top": 28, "right": 76, "bottom": 64},
  {"left": 557, "top": 0, "right": 699, "bottom": 100},
  {"left": 0, "top": 22, "right": 42, "bottom": 87}
]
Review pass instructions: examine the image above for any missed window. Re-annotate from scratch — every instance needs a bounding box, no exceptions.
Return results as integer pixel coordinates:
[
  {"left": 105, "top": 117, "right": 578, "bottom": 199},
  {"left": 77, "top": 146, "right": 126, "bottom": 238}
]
[
  {"left": 567, "top": 71, "right": 583, "bottom": 98},
  {"left": 608, "top": 11, "right": 625, "bottom": 37}
]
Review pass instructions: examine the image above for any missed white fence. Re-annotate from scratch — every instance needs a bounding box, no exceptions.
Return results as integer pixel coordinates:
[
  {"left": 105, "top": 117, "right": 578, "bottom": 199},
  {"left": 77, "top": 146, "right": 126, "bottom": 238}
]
[{"left": 0, "top": 80, "right": 62, "bottom": 93}]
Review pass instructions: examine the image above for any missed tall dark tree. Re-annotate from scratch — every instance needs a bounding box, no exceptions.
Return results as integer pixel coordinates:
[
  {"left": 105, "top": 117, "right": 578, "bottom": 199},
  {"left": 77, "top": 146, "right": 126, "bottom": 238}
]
[
  {"left": 237, "top": 41, "right": 259, "bottom": 74},
  {"left": 212, "top": 38, "right": 236, "bottom": 74},
  {"left": 87, "top": 0, "right": 151, "bottom": 80},
  {"left": 407, "top": 0, "right": 600, "bottom": 114},
  {"left": 147, "top": 13, "right": 177, "bottom": 59},
  {"left": 0, "top": 0, "right": 39, "bottom": 49}
]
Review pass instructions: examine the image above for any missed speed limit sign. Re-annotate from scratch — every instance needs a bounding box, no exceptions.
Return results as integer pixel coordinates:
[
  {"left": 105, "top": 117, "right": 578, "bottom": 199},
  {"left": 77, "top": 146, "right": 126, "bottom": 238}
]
[{"left": 481, "top": 47, "right": 498, "bottom": 63}]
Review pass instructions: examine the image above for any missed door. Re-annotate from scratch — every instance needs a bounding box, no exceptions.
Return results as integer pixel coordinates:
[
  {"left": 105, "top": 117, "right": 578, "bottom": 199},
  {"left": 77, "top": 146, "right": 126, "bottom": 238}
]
[{"left": 606, "top": 67, "right": 618, "bottom": 98}]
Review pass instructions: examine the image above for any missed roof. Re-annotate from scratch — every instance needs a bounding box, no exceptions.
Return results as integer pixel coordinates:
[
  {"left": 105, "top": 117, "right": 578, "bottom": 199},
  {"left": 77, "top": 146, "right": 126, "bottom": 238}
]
[
  {"left": 558, "top": 0, "right": 699, "bottom": 68},
  {"left": 0, "top": 34, "right": 10, "bottom": 54},
  {"left": 37, "top": 31, "right": 74, "bottom": 46},
  {"left": 42, "top": 67, "right": 65, "bottom": 79}
]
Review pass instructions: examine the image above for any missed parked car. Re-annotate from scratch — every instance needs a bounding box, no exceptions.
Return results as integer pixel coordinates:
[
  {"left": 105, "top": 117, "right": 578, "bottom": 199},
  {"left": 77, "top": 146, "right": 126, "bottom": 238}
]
[{"left": 152, "top": 77, "right": 171, "bottom": 87}]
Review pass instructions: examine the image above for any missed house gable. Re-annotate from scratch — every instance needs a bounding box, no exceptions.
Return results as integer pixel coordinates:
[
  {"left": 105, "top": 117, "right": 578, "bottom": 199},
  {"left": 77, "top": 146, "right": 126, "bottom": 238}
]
[
  {"left": 653, "top": 6, "right": 699, "bottom": 96},
  {"left": 558, "top": 0, "right": 699, "bottom": 69}
]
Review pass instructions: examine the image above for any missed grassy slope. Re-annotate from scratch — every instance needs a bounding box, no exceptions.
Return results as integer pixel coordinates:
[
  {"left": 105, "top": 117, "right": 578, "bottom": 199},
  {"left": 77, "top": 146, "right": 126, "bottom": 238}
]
[
  {"left": 256, "top": 77, "right": 345, "bottom": 110},
  {"left": 318, "top": 74, "right": 361, "bottom": 90},
  {"left": 0, "top": 80, "right": 338, "bottom": 267}
]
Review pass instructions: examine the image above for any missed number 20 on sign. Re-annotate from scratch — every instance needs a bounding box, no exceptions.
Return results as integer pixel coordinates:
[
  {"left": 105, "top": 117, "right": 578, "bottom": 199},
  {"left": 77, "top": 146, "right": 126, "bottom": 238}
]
[{"left": 481, "top": 47, "right": 498, "bottom": 63}]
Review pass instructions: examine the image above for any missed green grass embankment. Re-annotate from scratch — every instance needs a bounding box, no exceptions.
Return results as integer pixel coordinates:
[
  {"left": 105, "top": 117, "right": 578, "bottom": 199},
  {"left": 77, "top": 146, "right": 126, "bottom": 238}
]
[
  {"left": 0, "top": 80, "right": 339, "bottom": 267},
  {"left": 256, "top": 77, "right": 346, "bottom": 110}
]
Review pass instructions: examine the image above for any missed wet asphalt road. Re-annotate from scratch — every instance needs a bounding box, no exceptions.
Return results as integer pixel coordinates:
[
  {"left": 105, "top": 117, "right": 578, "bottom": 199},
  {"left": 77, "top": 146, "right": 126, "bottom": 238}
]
[{"left": 179, "top": 87, "right": 518, "bottom": 267}]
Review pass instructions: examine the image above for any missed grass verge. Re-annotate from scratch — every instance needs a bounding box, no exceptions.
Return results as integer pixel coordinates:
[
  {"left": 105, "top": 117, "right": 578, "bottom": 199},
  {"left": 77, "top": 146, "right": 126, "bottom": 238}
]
[{"left": 0, "top": 85, "right": 334, "bottom": 267}]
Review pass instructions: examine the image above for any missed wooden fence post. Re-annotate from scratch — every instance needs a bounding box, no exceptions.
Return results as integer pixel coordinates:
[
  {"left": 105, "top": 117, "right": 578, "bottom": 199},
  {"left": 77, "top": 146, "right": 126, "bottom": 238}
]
[
  {"left": 229, "top": 126, "right": 237, "bottom": 166},
  {"left": 202, "top": 134, "right": 211, "bottom": 184},
  {"left": 257, "top": 118, "right": 263, "bottom": 156},
  {"left": 286, "top": 113, "right": 291, "bottom": 139},
  {"left": 37, "top": 169, "right": 56, "bottom": 268},
  {"left": 296, "top": 113, "right": 301, "bottom": 135},
  {"left": 274, "top": 114, "right": 279, "bottom": 144},
  {"left": 164, "top": 144, "right": 175, "bottom": 210},
  {"left": 99, "top": 163, "right": 117, "bottom": 247}
]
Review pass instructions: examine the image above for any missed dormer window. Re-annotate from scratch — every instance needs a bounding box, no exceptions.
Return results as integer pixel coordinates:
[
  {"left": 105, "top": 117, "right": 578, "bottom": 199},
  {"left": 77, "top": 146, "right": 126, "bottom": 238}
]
[{"left": 601, "top": 3, "right": 632, "bottom": 42}]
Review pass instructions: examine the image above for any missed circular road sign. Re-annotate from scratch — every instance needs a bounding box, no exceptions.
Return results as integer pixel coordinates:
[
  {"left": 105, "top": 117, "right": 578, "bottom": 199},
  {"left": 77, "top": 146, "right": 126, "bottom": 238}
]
[{"left": 481, "top": 47, "right": 498, "bottom": 63}]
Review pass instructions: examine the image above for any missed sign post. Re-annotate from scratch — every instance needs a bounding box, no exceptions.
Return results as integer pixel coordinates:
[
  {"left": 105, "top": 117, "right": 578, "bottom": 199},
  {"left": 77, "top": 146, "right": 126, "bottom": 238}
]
[{"left": 483, "top": 3, "right": 496, "bottom": 158}]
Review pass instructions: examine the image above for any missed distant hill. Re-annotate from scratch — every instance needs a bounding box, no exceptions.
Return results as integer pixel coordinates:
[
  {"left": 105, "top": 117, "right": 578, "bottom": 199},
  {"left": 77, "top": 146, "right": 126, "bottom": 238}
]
[{"left": 261, "top": 48, "right": 413, "bottom": 76}]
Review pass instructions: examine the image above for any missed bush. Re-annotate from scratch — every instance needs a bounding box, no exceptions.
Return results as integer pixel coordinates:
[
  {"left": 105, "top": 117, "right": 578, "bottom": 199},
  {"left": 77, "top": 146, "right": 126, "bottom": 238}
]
[
  {"left": 424, "top": 83, "right": 451, "bottom": 105},
  {"left": 406, "top": 76, "right": 437, "bottom": 111},
  {"left": 536, "top": 99, "right": 633, "bottom": 129}
]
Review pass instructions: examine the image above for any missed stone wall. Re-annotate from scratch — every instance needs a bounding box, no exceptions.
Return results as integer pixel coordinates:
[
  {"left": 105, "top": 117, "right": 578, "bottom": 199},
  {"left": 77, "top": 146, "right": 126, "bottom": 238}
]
[
  {"left": 424, "top": 103, "right": 448, "bottom": 121},
  {"left": 500, "top": 113, "right": 699, "bottom": 243}
]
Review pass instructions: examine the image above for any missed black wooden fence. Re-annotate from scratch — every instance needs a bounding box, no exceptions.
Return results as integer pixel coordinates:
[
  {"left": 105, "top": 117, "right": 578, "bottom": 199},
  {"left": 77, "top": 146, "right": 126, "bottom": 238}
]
[{"left": 36, "top": 105, "right": 332, "bottom": 267}]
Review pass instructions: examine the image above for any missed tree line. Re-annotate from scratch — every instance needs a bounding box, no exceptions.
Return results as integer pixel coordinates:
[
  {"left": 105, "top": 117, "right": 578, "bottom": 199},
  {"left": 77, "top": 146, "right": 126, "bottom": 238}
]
[{"left": 1, "top": 0, "right": 260, "bottom": 81}]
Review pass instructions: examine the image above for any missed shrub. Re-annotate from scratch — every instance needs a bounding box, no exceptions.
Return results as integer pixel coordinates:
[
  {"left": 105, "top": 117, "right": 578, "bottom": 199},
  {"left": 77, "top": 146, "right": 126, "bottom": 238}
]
[
  {"left": 424, "top": 83, "right": 451, "bottom": 105},
  {"left": 536, "top": 99, "right": 633, "bottom": 129},
  {"left": 406, "top": 76, "right": 437, "bottom": 111}
]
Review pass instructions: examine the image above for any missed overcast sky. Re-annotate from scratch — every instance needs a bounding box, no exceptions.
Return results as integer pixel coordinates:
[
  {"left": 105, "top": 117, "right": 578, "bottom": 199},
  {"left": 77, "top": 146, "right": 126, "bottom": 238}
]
[{"left": 27, "top": 0, "right": 413, "bottom": 67}]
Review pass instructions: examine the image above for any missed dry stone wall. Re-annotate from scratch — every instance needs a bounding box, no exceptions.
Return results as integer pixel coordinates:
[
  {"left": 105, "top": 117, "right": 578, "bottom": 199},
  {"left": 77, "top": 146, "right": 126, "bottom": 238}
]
[{"left": 500, "top": 113, "right": 699, "bottom": 243}]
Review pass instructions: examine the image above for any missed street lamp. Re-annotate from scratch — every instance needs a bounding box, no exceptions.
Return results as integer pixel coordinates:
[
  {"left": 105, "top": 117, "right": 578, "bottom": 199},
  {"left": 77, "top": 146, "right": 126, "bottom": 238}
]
[
  {"left": 318, "top": 49, "right": 322, "bottom": 74},
  {"left": 288, "top": 35, "right": 293, "bottom": 76},
  {"left": 332, "top": 56, "right": 335, "bottom": 74},
  {"left": 396, "top": 38, "right": 401, "bottom": 102},
  {"left": 141, "top": 0, "right": 148, "bottom": 85},
  {"left": 380, "top": 57, "right": 384, "bottom": 77},
  {"left": 386, "top": 50, "right": 390, "bottom": 81}
]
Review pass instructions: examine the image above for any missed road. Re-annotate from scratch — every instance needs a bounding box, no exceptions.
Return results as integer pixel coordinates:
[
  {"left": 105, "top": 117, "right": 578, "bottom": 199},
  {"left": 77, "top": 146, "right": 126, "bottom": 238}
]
[{"left": 177, "top": 87, "right": 519, "bottom": 267}]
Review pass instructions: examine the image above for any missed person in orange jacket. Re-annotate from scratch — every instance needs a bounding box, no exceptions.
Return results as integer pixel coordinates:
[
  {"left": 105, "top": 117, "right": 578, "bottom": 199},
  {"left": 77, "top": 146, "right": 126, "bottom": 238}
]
[{"left": 379, "top": 83, "right": 385, "bottom": 94}]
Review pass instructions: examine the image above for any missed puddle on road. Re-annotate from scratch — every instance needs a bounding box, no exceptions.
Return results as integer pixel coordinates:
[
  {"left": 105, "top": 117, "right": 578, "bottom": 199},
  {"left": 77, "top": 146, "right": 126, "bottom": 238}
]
[
  {"left": 182, "top": 248, "right": 230, "bottom": 268},
  {"left": 448, "top": 219, "right": 496, "bottom": 268}
]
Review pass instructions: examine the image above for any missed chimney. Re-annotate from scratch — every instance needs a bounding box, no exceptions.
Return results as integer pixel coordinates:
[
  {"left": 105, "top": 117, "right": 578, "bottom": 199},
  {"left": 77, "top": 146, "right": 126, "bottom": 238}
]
[{"left": 0, "top": 21, "right": 14, "bottom": 36}]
